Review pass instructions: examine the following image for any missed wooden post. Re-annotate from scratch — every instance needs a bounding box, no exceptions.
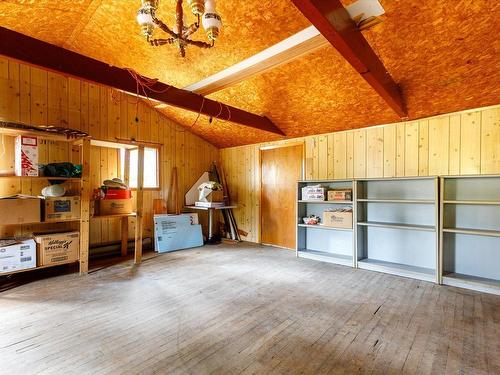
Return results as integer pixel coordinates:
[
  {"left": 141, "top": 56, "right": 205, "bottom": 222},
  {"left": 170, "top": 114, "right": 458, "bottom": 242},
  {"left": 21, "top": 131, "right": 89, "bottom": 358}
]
[
  {"left": 134, "top": 146, "right": 145, "bottom": 264},
  {"left": 79, "top": 138, "right": 91, "bottom": 275},
  {"left": 121, "top": 216, "right": 129, "bottom": 257}
]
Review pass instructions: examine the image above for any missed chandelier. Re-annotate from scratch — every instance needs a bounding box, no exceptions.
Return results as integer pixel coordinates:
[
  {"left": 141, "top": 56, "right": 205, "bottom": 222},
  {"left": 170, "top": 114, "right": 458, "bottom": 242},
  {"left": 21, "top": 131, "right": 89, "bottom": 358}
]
[{"left": 136, "top": 0, "right": 222, "bottom": 57}]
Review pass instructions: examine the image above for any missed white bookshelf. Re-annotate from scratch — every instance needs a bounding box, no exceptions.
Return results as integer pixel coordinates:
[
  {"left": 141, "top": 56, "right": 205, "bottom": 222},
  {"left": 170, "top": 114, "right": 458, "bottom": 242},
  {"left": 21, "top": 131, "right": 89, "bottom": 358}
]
[
  {"left": 296, "top": 180, "right": 355, "bottom": 267},
  {"left": 440, "top": 175, "right": 500, "bottom": 295},
  {"left": 355, "top": 177, "right": 439, "bottom": 283}
]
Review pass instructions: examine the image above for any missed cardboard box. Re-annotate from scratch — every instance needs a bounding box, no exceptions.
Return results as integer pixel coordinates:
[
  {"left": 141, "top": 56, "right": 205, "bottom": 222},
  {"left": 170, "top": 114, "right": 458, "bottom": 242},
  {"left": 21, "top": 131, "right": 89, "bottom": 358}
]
[
  {"left": 0, "top": 239, "right": 37, "bottom": 274},
  {"left": 323, "top": 210, "right": 353, "bottom": 229},
  {"left": 204, "top": 190, "right": 224, "bottom": 203},
  {"left": 328, "top": 189, "right": 352, "bottom": 201},
  {"left": 302, "top": 186, "right": 325, "bottom": 201},
  {"left": 44, "top": 196, "right": 81, "bottom": 222},
  {"left": 0, "top": 197, "right": 41, "bottom": 225},
  {"left": 99, "top": 198, "right": 133, "bottom": 215},
  {"left": 34, "top": 232, "right": 79, "bottom": 266},
  {"left": 15, "top": 136, "right": 38, "bottom": 176}
]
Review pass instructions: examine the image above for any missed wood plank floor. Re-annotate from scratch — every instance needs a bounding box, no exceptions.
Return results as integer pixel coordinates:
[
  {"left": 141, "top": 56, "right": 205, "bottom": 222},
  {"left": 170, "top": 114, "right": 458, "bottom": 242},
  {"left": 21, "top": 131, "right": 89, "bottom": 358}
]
[{"left": 1, "top": 243, "right": 499, "bottom": 375}]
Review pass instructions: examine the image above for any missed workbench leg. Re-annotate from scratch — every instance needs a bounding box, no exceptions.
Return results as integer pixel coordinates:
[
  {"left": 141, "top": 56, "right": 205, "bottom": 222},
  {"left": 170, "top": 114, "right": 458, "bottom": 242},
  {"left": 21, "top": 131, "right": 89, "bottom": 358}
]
[
  {"left": 121, "top": 217, "right": 128, "bottom": 257},
  {"left": 207, "top": 208, "right": 214, "bottom": 241}
]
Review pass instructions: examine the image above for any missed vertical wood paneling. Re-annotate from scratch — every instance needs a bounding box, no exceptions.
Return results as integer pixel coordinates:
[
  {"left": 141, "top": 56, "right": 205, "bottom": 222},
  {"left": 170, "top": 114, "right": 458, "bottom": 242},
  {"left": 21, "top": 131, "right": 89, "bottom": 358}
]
[
  {"left": 366, "top": 127, "right": 383, "bottom": 178},
  {"left": 318, "top": 135, "right": 328, "bottom": 179},
  {"left": 429, "top": 117, "right": 450, "bottom": 175},
  {"left": 396, "top": 123, "right": 405, "bottom": 177},
  {"left": 327, "top": 134, "right": 334, "bottom": 179},
  {"left": 383, "top": 125, "right": 396, "bottom": 177},
  {"left": 481, "top": 108, "right": 500, "bottom": 174},
  {"left": 404, "top": 122, "right": 419, "bottom": 176},
  {"left": 346, "top": 132, "right": 354, "bottom": 178},
  {"left": 448, "top": 115, "right": 461, "bottom": 175},
  {"left": 333, "top": 132, "right": 346, "bottom": 179},
  {"left": 460, "top": 111, "right": 481, "bottom": 174},
  {"left": 353, "top": 130, "right": 365, "bottom": 178},
  {"left": 305, "top": 137, "right": 314, "bottom": 180},
  {"left": 418, "top": 120, "right": 429, "bottom": 176},
  {"left": 0, "top": 57, "right": 219, "bottom": 247}
]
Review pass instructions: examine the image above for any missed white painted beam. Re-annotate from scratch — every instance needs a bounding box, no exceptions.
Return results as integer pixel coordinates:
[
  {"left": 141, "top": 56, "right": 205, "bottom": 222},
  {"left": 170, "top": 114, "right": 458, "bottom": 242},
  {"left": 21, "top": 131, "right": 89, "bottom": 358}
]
[
  {"left": 184, "top": 26, "right": 328, "bottom": 95},
  {"left": 184, "top": 0, "right": 385, "bottom": 96}
]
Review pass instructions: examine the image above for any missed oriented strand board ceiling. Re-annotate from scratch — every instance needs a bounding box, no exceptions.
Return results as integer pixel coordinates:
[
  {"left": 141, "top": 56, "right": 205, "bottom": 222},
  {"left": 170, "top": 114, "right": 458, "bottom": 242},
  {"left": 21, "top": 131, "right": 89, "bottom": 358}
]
[
  {"left": 1, "top": 0, "right": 499, "bottom": 148},
  {"left": 159, "top": 46, "right": 400, "bottom": 147},
  {"left": 0, "top": 0, "right": 309, "bottom": 88}
]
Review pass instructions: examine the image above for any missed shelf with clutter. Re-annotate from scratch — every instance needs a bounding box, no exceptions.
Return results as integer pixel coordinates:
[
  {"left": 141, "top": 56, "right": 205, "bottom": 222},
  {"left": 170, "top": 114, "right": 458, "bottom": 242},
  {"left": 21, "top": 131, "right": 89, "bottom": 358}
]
[
  {"left": 0, "top": 122, "right": 91, "bottom": 277},
  {"left": 88, "top": 139, "right": 146, "bottom": 263},
  {"left": 297, "top": 180, "right": 355, "bottom": 267}
]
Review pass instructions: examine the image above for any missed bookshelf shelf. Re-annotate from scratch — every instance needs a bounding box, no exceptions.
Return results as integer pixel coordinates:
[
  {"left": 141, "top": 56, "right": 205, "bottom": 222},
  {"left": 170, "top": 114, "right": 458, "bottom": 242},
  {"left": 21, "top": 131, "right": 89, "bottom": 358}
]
[
  {"left": 355, "top": 177, "right": 439, "bottom": 283},
  {"left": 440, "top": 175, "right": 500, "bottom": 295}
]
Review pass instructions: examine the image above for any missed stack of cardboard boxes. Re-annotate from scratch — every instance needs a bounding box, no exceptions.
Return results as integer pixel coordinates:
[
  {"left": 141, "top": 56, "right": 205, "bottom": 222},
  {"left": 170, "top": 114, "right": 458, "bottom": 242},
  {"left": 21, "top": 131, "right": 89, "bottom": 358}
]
[
  {"left": 301, "top": 185, "right": 353, "bottom": 229},
  {"left": 0, "top": 135, "right": 81, "bottom": 274}
]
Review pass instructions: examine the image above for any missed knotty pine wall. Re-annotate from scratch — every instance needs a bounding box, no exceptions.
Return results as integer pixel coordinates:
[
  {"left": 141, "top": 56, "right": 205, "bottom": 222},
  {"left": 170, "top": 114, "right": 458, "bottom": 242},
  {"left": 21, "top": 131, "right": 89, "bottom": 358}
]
[
  {"left": 221, "top": 105, "right": 500, "bottom": 243},
  {"left": 0, "top": 56, "right": 219, "bottom": 246}
]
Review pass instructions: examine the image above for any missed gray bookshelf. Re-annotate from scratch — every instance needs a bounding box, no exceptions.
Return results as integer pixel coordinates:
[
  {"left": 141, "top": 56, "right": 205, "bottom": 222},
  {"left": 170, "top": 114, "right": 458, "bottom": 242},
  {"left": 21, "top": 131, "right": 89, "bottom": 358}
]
[
  {"left": 440, "top": 175, "right": 500, "bottom": 295},
  {"left": 296, "top": 180, "right": 355, "bottom": 267},
  {"left": 355, "top": 177, "right": 439, "bottom": 283}
]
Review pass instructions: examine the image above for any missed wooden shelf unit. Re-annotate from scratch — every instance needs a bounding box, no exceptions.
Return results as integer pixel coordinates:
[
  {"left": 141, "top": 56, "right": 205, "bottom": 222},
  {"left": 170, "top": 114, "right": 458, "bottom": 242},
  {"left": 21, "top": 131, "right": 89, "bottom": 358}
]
[
  {"left": 89, "top": 139, "right": 145, "bottom": 261},
  {"left": 440, "top": 175, "right": 500, "bottom": 295},
  {"left": 0, "top": 127, "right": 91, "bottom": 276},
  {"left": 0, "top": 260, "right": 79, "bottom": 277},
  {"left": 296, "top": 179, "right": 355, "bottom": 267},
  {"left": 355, "top": 177, "right": 439, "bottom": 282},
  {"left": 0, "top": 176, "right": 82, "bottom": 181}
]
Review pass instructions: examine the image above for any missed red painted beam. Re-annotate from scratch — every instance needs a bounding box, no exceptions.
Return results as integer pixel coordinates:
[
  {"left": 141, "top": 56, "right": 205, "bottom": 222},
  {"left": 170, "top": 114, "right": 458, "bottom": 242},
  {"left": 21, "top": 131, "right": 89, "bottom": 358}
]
[
  {"left": 291, "top": 0, "right": 407, "bottom": 118},
  {"left": 0, "top": 27, "right": 285, "bottom": 136}
]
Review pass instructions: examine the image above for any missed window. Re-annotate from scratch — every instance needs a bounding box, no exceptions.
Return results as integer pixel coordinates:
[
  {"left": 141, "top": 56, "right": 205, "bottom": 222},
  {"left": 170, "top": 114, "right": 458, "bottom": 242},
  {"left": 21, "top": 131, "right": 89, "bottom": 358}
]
[{"left": 120, "top": 147, "right": 160, "bottom": 189}]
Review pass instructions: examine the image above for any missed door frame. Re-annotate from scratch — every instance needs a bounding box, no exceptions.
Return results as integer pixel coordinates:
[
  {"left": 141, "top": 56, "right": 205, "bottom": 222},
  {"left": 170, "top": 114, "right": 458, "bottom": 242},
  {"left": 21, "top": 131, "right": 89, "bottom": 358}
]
[{"left": 259, "top": 141, "right": 305, "bottom": 247}]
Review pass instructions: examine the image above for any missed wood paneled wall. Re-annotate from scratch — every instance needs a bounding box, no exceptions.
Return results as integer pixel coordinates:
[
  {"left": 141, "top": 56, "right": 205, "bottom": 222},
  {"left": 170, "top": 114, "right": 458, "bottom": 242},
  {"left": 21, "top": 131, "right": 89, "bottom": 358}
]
[
  {"left": 221, "top": 105, "right": 500, "bottom": 243},
  {"left": 0, "top": 56, "right": 219, "bottom": 246}
]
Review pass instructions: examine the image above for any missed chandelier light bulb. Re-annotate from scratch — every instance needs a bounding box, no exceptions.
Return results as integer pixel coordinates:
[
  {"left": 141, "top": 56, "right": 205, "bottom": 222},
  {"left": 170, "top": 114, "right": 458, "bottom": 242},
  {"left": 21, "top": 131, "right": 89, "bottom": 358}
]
[
  {"left": 202, "top": 0, "right": 221, "bottom": 41},
  {"left": 202, "top": 11, "right": 222, "bottom": 41},
  {"left": 136, "top": 0, "right": 158, "bottom": 37},
  {"left": 136, "top": 11, "right": 153, "bottom": 26},
  {"left": 187, "top": 0, "right": 205, "bottom": 16}
]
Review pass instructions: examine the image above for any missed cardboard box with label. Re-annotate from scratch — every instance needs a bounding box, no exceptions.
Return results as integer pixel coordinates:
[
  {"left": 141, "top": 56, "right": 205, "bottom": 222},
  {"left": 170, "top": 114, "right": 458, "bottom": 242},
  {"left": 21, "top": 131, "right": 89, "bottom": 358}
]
[
  {"left": 0, "top": 196, "right": 41, "bottom": 225},
  {"left": 44, "top": 196, "right": 81, "bottom": 222},
  {"left": 323, "top": 209, "right": 353, "bottom": 229},
  {"left": 34, "top": 232, "right": 79, "bottom": 266},
  {"left": 99, "top": 198, "right": 133, "bottom": 216},
  {"left": 327, "top": 189, "right": 353, "bottom": 201},
  {"left": 15, "top": 136, "right": 38, "bottom": 176},
  {"left": 301, "top": 186, "right": 325, "bottom": 201},
  {"left": 0, "top": 239, "right": 37, "bottom": 274}
]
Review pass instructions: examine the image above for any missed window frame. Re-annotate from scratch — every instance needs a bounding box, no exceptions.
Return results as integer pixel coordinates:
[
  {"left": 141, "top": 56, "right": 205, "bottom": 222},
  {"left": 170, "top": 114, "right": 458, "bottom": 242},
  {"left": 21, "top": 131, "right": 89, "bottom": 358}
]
[{"left": 121, "top": 146, "right": 161, "bottom": 191}]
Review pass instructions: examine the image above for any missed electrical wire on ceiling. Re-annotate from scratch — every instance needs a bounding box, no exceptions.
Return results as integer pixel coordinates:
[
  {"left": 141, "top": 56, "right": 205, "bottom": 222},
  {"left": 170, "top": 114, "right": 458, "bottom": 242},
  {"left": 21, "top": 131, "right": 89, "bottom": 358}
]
[{"left": 125, "top": 68, "right": 232, "bottom": 129}]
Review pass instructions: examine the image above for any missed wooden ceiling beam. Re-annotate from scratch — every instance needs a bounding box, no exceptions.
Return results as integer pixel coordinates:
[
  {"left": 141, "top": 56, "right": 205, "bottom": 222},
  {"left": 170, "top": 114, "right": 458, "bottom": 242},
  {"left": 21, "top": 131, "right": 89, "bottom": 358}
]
[
  {"left": 291, "top": 0, "right": 407, "bottom": 118},
  {"left": 0, "top": 27, "right": 285, "bottom": 136}
]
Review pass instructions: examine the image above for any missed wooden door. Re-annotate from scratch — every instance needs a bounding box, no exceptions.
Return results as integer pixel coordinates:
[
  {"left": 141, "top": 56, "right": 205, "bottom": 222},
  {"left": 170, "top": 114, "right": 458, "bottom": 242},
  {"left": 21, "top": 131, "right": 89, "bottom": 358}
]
[{"left": 261, "top": 144, "right": 303, "bottom": 249}]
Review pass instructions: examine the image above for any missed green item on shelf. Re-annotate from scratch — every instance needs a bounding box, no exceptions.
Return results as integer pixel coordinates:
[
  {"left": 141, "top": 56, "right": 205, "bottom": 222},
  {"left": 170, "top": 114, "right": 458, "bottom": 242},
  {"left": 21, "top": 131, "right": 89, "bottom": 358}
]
[{"left": 39, "top": 163, "right": 83, "bottom": 184}]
